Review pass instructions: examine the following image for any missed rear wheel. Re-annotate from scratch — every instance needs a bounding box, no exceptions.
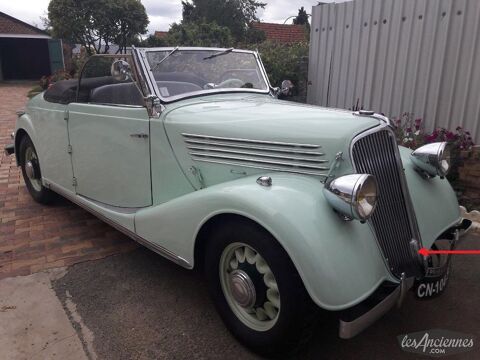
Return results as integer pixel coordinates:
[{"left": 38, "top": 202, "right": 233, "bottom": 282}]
[
  {"left": 205, "top": 219, "right": 319, "bottom": 357},
  {"left": 19, "top": 136, "right": 56, "bottom": 204}
]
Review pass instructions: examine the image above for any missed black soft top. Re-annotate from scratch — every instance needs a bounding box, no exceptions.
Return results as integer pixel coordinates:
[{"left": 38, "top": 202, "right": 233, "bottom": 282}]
[{"left": 44, "top": 76, "right": 114, "bottom": 104}]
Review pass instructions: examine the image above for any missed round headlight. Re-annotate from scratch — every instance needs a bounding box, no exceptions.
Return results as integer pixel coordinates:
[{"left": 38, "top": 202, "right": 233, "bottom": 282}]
[
  {"left": 354, "top": 175, "right": 378, "bottom": 220},
  {"left": 410, "top": 142, "right": 450, "bottom": 178},
  {"left": 323, "top": 174, "right": 378, "bottom": 221}
]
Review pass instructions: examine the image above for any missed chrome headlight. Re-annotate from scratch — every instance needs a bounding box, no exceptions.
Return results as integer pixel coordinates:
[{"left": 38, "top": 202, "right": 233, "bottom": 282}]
[
  {"left": 323, "top": 174, "right": 378, "bottom": 222},
  {"left": 410, "top": 142, "right": 450, "bottom": 178}
]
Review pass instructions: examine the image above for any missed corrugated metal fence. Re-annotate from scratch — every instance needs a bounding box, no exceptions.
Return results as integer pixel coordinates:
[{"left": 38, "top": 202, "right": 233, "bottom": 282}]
[{"left": 307, "top": 0, "right": 480, "bottom": 142}]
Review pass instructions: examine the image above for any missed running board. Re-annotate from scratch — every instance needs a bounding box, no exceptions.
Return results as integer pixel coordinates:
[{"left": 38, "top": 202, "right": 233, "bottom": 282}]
[{"left": 49, "top": 183, "right": 192, "bottom": 269}]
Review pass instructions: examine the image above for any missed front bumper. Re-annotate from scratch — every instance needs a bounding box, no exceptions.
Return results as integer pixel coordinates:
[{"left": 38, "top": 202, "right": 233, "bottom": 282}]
[
  {"left": 339, "top": 218, "right": 473, "bottom": 339},
  {"left": 4, "top": 131, "right": 14, "bottom": 156},
  {"left": 339, "top": 275, "right": 414, "bottom": 339},
  {"left": 4, "top": 144, "right": 14, "bottom": 156}
]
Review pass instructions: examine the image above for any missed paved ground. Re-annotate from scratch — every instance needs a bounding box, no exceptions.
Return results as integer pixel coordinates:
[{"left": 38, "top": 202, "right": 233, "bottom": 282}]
[
  {"left": 0, "top": 83, "right": 137, "bottom": 279},
  {"left": 1, "top": 231, "right": 477, "bottom": 360},
  {"left": 0, "top": 269, "right": 88, "bottom": 360}
]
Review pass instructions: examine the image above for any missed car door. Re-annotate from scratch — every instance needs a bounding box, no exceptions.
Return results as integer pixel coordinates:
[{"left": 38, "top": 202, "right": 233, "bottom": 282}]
[{"left": 66, "top": 55, "right": 152, "bottom": 208}]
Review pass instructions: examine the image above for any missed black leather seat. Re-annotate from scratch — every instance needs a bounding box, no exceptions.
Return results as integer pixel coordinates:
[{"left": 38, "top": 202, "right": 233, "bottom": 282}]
[{"left": 90, "top": 82, "right": 144, "bottom": 106}]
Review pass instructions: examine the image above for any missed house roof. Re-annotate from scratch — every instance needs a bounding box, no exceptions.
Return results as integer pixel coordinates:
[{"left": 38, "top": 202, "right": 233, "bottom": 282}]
[
  {"left": 251, "top": 22, "right": 307, "bottom": 43},
  {"left": 154, "top": 31, "right": 168, "bottom": 39},
  {"left": 0, "top": 11, "right": 50, "bottom": 38}
]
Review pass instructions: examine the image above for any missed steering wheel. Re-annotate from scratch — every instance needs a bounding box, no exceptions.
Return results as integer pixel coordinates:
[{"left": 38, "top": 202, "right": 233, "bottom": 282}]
[{"left": 216, "top": 78, "right": 244, "bottom": 88}]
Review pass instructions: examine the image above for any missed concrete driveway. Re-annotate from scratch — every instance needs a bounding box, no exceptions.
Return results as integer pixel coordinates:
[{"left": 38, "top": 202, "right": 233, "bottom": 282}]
[{"left": 1, "top": 231, "right": 479, "bottom": 359}]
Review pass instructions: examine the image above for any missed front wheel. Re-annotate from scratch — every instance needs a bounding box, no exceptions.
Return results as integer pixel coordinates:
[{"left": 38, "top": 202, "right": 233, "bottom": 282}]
[
  {"left": 205, "top": 219, "right": 319, "bottom": 357},
  {"left": 19, "top": 135, "right": 56, "bottom": 204}
]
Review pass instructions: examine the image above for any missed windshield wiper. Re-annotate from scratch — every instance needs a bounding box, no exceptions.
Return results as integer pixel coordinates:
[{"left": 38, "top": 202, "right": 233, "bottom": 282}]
[
  {"left": 203, "top": 48, "right": 234, "bottom": 60},
  {"left": 152, "top": 46, "right": 179, "bottom": 71}
]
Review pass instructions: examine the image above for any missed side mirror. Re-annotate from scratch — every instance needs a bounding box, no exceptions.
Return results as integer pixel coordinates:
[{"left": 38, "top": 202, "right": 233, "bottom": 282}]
[
  {"left": 111, "top": 60, "right": 132, "bottom": 82},
  {"left": 281, "top": 80, "right": 294, "bottom": 96}
]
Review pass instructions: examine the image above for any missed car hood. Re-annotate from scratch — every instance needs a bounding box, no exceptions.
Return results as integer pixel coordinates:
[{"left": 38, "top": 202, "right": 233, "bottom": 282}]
[{"left": 163, "top": 94, "right": 381, "bottom": 188}]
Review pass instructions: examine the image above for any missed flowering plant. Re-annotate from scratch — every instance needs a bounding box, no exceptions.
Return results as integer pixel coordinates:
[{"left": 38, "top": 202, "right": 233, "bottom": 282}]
[
  {"left": 39, "top": 70, "right": 72, "bottom": 90},
  {"left": 393, "top": 113, "right": 425, "bottom": 149},
  {"left": 393, "top": 113, "right": 474, "bottom": 151}
]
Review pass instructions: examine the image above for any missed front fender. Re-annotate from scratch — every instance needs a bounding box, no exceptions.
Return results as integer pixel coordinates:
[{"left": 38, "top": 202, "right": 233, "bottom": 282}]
[
  {"left": 135, "top": 173, "right": 394, "bottom": 310},
  {"left": 14, "top": 113, "right": 37, "bottom": 165},
  {"left": 399, "top": 147, "right": 461, "bottom": 249}
]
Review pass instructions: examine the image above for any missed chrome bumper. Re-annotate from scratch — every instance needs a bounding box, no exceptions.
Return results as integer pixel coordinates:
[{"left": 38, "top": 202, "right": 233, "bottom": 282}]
[
  {"left": 339, "top": 218, "right": 472, "bottom": 339},
  {"left": 339, "top": 276, "right": 415, "bottom": 339}
]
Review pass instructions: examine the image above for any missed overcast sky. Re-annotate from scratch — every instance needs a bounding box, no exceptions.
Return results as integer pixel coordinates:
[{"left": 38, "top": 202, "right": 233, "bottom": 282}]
[{"left": 0, "top": 0, "right": 342, "bottom": 34}]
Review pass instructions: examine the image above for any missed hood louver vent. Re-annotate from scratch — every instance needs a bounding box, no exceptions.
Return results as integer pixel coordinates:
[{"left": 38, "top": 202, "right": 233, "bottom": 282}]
[{"left": 182, "top": 133, "right": 329, "bottom": 176}]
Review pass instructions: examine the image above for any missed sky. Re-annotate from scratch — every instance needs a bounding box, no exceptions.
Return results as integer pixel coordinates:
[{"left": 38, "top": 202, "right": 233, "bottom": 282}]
[{"left": 0, "top": 0, "right": 341, "bottom": 34}]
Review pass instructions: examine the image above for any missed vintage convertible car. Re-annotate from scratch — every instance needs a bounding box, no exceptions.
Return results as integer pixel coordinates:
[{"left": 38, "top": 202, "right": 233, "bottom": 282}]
[{"left": 4, "top": 47, "right": 472, "bottom": 356}]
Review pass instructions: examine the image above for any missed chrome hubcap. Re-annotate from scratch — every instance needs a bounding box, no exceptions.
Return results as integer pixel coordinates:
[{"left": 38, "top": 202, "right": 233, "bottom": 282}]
[
  {"left": 24, "top": 147, "right": 42, "bottom": 191},
  {"left": 229, "top": 270, "right": 256, "bottom": 308},
  {"left": 220, "top": 242, "right": 281, "bottom": 332},
  {"left": 25, "top": 161, "right": 35, "bottom": 179}
]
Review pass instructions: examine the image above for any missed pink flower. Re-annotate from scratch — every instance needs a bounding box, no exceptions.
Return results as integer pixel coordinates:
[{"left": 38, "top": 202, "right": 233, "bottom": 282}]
[
  {"left": 415, "top": 118, "right": 422, "bottom": 124},
  {"left": 446, "top": 132, "right": 455, "bottom": 141}
]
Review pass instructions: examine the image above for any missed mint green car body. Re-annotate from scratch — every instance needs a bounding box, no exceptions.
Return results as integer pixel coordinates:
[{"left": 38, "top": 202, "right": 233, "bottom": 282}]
[{"left": 14, "top": 48, "right": 460, "bottom": 312}]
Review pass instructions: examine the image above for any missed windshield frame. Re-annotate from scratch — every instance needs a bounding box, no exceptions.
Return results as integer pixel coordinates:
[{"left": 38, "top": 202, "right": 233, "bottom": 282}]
[{"left": 135, "top": 47, "right": 273, "bottom": 103}]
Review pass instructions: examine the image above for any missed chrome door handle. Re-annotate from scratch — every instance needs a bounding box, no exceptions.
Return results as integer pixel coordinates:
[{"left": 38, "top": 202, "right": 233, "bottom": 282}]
[{"left": 130, "top": 133, "right": 149, "bottom": 139}]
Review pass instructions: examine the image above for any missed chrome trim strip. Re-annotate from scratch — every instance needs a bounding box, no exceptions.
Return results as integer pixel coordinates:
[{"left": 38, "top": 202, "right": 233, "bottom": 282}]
[
  {"left": 185, "top": 139, "right": 324, "bottom": 155},
  {"left": 190, "top": 158, "right": 329, "bottom": 177},
  {"left": 49, "top": 184, "right": 191, "bottom": 269},
  {"left": 339, "top": 277, "right": 414, "bottom": 339},
  {"left": 190, "top": 152, "right": 329, "bottom": 170},
  {"left": 352, "top": 111, "right": 393, "bottom": 127},
  {"left": 182, "top": 133, "right": 321, "bottom": 148},
  {"left": 187, "top": 146, "right": 328, "bottom": 163}
]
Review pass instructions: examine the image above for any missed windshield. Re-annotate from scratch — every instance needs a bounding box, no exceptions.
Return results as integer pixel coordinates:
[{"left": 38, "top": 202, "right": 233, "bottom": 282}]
[{"left": 145, "top": 49, "right": 269, "bottom": 100}]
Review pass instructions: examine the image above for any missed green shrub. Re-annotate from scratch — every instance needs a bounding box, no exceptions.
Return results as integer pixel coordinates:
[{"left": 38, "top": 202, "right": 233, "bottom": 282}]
[
  {"left": 247, "top": 41, "right": 309, "bottom": 92},
  {"left": 166, "top": 21, "right": 233, "bottom": 47}
]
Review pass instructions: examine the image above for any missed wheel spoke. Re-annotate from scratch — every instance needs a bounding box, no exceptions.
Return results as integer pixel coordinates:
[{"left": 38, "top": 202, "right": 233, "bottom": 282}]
[
  {"left": 255, "top": 257, "right": 268, "bottom": 274},
  {"left": 234, "top": 248, "right": 245, "bottom": 263},
  {"left": 263, "top": 302, "right": 278, "bottom": 320},
  {"left": 255, "top": 307, "right": 268, "bottom": 321},
  {"left": 266, "top": 288, "right": 280, "bottom": 309},
  {"left": 229, "top": 258, "right": 238, "bottom": 270},
  {"left": 244, "top": 246, "right": 256, "bottom": 264},
  {"left": 263, "top": 271, "right": 278, "bottom": 292}
]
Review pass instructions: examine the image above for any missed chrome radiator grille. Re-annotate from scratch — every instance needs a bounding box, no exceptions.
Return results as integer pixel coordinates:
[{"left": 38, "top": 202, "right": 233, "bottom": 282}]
[
  {"left": 352, "top": 129, "right": 421, "bottom": 277},
  {"left": 182, "top": 133, "right": 329, "bottom": 176}
]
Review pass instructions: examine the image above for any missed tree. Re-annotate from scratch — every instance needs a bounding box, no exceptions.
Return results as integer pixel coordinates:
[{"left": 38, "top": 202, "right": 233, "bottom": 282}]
[
  {"left": 47, "top": 0, "right": 148, "bottom": 54},
  {"left": 293, "top": 6, "right": 310, "bottom": 32},
  {"left": 244, "top": 25, "right": 266, "bottom": 44},
  {"left": 132, "top": 34, "right": 168, "bottom": 48},
  {"left": 167, "top": 21, "right": 233, "bottom": 47},
  {"left": 111, "top": 0, "right": 149, "bottom": 53},
  {"left": 180, "top": 0, "right": 266, "bottom": 41}
]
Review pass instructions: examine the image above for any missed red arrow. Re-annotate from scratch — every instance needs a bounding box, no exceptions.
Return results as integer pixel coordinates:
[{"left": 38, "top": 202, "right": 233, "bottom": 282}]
[{"left": 418, "top": 248, "right": 480, "bottom": 256}]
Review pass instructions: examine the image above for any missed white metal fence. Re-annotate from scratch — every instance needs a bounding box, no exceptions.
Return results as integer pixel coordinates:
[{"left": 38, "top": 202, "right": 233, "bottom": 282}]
[{"left": 307, "top": 0, "right": 480, "bottom": 142}]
